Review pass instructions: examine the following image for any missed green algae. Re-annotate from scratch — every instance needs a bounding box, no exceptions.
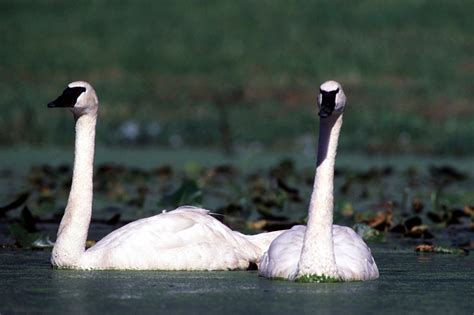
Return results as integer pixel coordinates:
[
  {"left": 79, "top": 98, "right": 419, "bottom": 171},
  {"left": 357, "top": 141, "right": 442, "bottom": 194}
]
[{"left": 295, "top": 274, "right": 342, "bottom": 283}]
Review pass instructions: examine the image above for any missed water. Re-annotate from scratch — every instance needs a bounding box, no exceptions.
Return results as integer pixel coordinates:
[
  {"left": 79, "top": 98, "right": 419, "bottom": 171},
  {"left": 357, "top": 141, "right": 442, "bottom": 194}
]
[{"left": 0, "top": 246, "right": 472, "bottom": 314}]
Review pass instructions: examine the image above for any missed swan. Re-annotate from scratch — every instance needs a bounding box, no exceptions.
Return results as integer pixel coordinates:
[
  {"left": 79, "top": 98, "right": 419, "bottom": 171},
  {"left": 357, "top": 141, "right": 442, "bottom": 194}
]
[
  {"left": 258, "top": 81, "right": 379, "bottom": 281},
  {"left": 47, "top": 81, "right": 283, "bottom": 270}
]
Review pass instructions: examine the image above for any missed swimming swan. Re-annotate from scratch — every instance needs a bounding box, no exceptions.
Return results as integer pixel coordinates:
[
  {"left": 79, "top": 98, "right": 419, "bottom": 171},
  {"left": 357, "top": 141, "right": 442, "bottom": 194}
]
[
  {"left": 258, "top": 81, "right": 379, "bottom": 281},
  {"left": 48, "top": 81, "right": 283, "bottom": 270}
]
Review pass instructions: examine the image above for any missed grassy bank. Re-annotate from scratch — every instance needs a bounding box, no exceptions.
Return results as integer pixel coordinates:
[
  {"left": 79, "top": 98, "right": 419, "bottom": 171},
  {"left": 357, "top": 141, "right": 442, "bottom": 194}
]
[{"left": 0, "top": 1, "right": 473, "bottom": 154}]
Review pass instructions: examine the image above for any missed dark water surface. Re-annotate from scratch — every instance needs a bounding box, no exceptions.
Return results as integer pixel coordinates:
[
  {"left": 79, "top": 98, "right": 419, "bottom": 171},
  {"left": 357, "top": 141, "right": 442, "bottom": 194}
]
[{"left": 0, "top": 247, "right": 473, "bottom": 314}]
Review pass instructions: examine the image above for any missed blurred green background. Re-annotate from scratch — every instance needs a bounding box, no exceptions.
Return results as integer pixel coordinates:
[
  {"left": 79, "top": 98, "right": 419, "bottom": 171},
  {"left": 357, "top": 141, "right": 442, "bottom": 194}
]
[{"left": 1, "top": 0, "right": 473, "bottom": 155}]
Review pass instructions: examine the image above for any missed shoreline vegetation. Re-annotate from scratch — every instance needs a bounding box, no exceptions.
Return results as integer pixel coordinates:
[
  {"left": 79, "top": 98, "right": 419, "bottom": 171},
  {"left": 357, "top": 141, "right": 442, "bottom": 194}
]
[
  {"left": 1, "top": 1, "right": 473, "bottom": 154},
  {"left": 1, "top": 147, "right": 472, "bottom": 252}
]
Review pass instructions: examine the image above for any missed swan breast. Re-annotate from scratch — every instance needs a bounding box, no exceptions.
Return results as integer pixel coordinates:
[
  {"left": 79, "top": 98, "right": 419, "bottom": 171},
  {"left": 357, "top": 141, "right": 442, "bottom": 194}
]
[{"left": 259, "top": 225, "right": 379, "bottom": 281}]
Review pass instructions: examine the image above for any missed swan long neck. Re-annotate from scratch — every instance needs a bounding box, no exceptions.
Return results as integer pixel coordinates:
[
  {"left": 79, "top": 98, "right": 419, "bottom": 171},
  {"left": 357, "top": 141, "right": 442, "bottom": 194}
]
[
  {"left": 52, "top": 113, "right": 97, "bottom": 267},
  {"left": 297, "top": 113, "right": 343, "bottom": 278}
]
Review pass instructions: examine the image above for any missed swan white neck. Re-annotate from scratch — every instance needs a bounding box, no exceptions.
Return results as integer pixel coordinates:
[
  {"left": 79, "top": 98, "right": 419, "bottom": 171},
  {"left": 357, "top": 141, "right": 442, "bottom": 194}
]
[
  {"left": 51, "top": 113, "right": 97, "bottom": 267},
  {"left": 297, "top": 114, "right": 343, "bottom": 279}
]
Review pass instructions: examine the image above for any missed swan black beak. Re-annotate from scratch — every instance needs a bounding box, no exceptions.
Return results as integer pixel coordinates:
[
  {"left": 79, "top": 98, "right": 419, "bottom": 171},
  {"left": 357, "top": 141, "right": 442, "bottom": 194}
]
[
  {"left": 318, "top": 97, "right": 336, "bottom": 118},
  {"left": 318, "top": 89, "right": 338, "bottom": 118},
  {"left": 47, "top": 100, "right": 64, "bottom": 108},
  {"left": 47, "top": 86, "right": 86, "bottom": 108},
  {"left": 318, "top": 106, "right": 334, "bottom": 118}
]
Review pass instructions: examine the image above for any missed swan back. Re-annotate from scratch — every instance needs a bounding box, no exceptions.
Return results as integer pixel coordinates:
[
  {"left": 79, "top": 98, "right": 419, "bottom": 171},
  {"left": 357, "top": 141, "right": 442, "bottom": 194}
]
[{"left": 79, "top": 207, "right": 272, "bottom": 270}]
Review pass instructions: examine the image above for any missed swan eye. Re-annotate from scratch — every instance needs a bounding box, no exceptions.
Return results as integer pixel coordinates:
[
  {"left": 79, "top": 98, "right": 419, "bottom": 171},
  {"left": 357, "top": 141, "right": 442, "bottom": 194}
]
[{"left": 335, "top": 88, "right": 339, "bottom": 93}]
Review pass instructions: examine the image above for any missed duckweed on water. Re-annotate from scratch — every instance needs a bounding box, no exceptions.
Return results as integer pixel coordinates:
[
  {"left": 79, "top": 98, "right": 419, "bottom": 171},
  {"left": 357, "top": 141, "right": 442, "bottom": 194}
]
[{"left": 295, "top": 274, "right": 342, "bottom": 283}]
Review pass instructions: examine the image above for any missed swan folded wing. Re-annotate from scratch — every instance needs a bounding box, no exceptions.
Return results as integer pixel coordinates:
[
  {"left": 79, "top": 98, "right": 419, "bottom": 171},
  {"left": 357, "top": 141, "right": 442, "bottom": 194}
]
[
  {"left": 82, "top": 207, "right": 259, "bottom": 270},
  {"left": 242, "top": 230, "right": 286, "bottom": 256},
  {"left": 333, "top": 225, "right": 379, "bottom": 281},
  {"left": 258, "top": 225, "right": 305, "bottom": 280}
]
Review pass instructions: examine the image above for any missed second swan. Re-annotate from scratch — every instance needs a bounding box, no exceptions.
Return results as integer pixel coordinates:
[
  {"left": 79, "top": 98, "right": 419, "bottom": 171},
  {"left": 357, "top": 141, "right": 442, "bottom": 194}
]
[
  {"left": 48, "top": 81, "right": 283, "bottom": 270},
  {"left": 258, "top": 81, "right": 379, "bottom": 281}
]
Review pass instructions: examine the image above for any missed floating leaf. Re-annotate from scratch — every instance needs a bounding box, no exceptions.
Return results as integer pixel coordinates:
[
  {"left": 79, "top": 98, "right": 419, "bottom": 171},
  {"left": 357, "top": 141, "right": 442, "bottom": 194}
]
[
  {"left": 254, "top": 202, "right": 288, "bottom": 221},
  {"left": 340, "top": 202, "right": 354, "bottom": 218},
  {"left": 106, "top": 213, "right": 121, "bottom": 225},
  {"left": 158, "top": 178, "right": 202, "bottom": 209},
  {"left": 152, "top": 165, "right": 174, "bottom": 178},
  {"left": 248, "top": 219, "right": 299, "bottom": 232},
  {"left": 404, "top": 216, "right": 422, "bottom": 230},
  {"left": 8, "top": 223, "right": 53, "bottom": 249},
  {"left": 367, "top": 209, "right": 393, "bottom": 231},
  {"left": 406, "top": 225, "right": 434, "bottom": 239},
  {"left": 415, "top": 244, "right": 468, "bottom": 255},
  {"left": 464, "top": 205, "right": 474, "bottom": 217},
  {"left": 389, "top": 224, "right": 406, "bottom": 234},
  {"left": 269, "top": 159, "right": 295, "bottom": 179},
  {"left": 0, "top": 192, "right": 29, "bottom": 216},
  {"left": 429, "top": 165, "right": 468, "bottom": 182},
  {"left": 427, "top": 211, "right": 443, "bottom": 223},
  {"left": 446, "top": 208, "right": 467, "bottom": 225},
  {"left": 353, "top": 223, "right": 384, "bottom": 242},
  {"left": 411, "top": 197, "right": 424, "bottom": 214},
  {"left": 276, "top": 178, "right": 301, "bottom": 202},
  {"left": 20, "top": 206, "right": 38, "bottom": 233}
]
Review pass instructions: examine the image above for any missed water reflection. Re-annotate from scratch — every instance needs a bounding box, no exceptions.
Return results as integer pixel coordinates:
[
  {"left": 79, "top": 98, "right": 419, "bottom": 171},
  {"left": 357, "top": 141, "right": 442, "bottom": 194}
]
[{"left": 416, "top": 253, "right": 433, "bottom": 263}]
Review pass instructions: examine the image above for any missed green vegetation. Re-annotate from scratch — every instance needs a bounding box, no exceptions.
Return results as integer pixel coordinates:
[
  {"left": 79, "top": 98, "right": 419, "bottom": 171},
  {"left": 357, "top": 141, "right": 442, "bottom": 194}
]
[
  {"left": 1, "top": 148, "right": 471, "bottom": 250},
  {"left": 295, "top": 274, "right": 341, "bottom": 283},
  {"left": 1, "top": 1, "right": 473, "bottom": 154}
]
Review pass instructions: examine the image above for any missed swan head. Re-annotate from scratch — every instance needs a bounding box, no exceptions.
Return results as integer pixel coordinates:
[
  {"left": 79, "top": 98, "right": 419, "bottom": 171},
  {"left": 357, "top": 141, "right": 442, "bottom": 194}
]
[
  {"left": 317, "top": 80, "right": 346, "bottom": 118},
  {"left": 48, "top": 81, "right": 98, "bottom": 116}
]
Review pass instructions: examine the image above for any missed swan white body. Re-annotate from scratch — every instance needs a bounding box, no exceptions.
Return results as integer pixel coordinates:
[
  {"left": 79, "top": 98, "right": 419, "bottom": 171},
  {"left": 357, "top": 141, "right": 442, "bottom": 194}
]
[
  {"left": 259, "top": 81, "right": 379, "bottom": 281},
  {"left": 48, "top": 81, "right": 283, "bottom": 270},
  {"left": 72, "top": 206, "right": 279, "bottom": 270},
  {"left": 259, "top": 225, "right": 378, "bottom": 280}
]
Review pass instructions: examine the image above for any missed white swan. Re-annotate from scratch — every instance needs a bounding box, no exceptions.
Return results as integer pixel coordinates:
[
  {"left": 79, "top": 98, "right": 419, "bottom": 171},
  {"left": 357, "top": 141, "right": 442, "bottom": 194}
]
[
  {"left": 258, "top": 81, "right": 379, "bottom": 281},
  {"left": 48, "top": 81, "right": 283, "bottom": 270}
]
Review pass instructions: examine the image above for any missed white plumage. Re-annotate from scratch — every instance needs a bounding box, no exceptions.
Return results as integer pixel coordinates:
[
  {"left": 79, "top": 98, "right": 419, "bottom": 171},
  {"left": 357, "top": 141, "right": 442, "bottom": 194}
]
[
  {"left": 81, "top": 206, "right": 280, "bottom": 270},
  {"left": 258, "top": 81, "right": 379, "bottom": 281},
  {"left": 48, "top": 81, "right": 283, "bottom": 270},
  {"left": 259, "top": 225, "right": 378, "bottom": 281}
]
